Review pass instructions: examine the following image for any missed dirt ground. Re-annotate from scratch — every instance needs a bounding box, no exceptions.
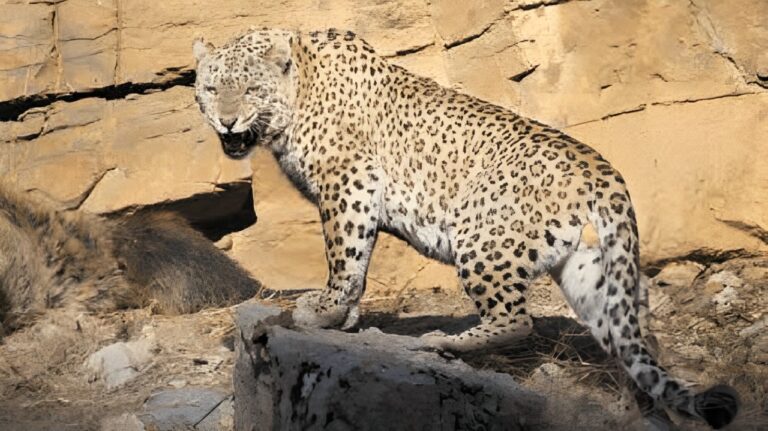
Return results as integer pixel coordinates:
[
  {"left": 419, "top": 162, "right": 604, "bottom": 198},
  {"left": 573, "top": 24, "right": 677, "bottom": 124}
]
[{"left": 0, "top": 255, "right": 766, "bottom": 430}]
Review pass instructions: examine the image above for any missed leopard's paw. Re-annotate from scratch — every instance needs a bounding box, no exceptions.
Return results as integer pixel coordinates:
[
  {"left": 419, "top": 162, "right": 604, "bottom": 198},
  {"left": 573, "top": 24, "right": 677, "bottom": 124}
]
[
  {"left": 419, "top": 330, "right": 450, "bottom": 350},
  {"left": 292, "top": 290, "right": 349, "bottom": 328},
  {"left": 340, "top": 304, "right": 360, "bottom": 330}
]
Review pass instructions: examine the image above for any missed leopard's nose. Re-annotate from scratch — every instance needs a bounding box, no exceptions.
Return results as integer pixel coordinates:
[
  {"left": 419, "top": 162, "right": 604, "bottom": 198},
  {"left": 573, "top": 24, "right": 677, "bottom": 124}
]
[{"left": 220, "top": 117, "right": 236, "bottom": 131}]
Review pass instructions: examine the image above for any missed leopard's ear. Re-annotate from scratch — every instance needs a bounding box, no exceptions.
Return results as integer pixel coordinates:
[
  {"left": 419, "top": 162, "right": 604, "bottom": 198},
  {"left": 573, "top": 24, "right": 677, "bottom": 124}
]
[
  {"left": 264, "top": 35, "right": 293, "bottom": 75},
  {"left": 193, "top": 38, "right": 214, "bottom": 63}
]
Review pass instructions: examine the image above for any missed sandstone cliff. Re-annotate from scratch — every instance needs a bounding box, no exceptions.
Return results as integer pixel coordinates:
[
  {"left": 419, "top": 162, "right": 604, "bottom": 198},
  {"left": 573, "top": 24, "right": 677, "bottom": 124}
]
[{"left": 1, "top": 0, "right": 766, "bottom": 295}]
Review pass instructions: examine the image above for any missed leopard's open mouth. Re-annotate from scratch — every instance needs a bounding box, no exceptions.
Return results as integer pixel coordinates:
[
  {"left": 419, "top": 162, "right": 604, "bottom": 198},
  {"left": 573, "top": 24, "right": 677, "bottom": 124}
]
[
  {"left": 218, "top": 130, "right": 259, "bottom": 160},
  {"left": 217, "top": 114, "right": 273, "bottom": 159}
]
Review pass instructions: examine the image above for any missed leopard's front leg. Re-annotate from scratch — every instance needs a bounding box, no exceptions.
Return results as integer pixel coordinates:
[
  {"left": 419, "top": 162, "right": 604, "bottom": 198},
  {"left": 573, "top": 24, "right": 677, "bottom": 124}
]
[{"left": 292, "top": 165, "right": 382, "bottom": 329}]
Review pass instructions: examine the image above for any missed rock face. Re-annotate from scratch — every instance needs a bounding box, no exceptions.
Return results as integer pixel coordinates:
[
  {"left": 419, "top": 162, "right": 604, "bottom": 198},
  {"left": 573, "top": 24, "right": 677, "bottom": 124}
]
[
  {"left": 1, "top": 0, "right": 767, "bottom": 295},
  {"left": 0, "top": 86, "right": 252, "bottom": 212}
]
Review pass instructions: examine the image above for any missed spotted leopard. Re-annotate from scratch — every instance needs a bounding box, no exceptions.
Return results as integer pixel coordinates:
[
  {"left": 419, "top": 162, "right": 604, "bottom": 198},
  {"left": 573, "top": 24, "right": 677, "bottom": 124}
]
[{"left": 193, "top": 28, "right": 738, "bottom": 428}]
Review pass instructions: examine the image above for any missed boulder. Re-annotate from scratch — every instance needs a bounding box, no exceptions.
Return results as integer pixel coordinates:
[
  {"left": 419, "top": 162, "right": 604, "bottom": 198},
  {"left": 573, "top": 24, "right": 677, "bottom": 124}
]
[
  {"left": 85, "top": 336, "right": 155, "bottom": 389},
  {"left": 138, "top": 388, "right": 230, "bottom": 431},
  {"left": 234, "top": 303, "right": 554, "bottom": 431}
]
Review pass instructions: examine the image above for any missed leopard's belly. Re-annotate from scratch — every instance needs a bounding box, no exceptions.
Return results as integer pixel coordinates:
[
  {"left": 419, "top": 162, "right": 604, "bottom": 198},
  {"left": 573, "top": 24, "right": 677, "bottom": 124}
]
[{"left": 379, "top": 202, "right": 454, "bottom": 264}]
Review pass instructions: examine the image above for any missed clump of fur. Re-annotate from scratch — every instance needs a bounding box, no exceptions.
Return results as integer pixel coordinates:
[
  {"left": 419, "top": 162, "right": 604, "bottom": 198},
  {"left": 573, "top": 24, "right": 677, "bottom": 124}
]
[
  {"left": 111, "top": 211, "right": 260, "bottom": 314},
  {"left": 0, "top": 183, "right": 260, "bottom": 332}
]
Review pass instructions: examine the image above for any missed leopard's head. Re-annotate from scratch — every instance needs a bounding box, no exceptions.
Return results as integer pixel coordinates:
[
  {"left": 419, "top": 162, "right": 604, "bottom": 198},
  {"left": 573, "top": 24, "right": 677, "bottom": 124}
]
[{"left": 193, "top": 30, "right": 296, "bottom": 159}]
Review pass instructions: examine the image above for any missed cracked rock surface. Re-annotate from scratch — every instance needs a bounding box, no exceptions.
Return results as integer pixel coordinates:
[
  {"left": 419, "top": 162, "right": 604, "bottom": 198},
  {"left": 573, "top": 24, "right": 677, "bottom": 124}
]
[{"left": 1, "top": 2, "right": 766, "bottom": 292}]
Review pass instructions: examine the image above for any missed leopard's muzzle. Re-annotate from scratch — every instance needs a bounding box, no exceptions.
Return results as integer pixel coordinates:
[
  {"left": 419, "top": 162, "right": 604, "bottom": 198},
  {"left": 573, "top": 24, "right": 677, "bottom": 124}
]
[
  {"left": 218, "top": 130, "right": 259, "bottom": 159},
  {"left": 217, "top": 114, "right": 273, "bottom": 159}
]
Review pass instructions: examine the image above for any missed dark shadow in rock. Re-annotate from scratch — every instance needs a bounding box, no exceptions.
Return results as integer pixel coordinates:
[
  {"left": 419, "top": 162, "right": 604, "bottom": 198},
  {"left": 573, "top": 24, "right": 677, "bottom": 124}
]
[
  {"left": 0, "top": 69, "right": 196, "bottom": 122},
  {"left": 358, "top": 312, "right": 613, "bottom": 381},
  {"left": 357, "top": 312, "right": 480, "bottom": 336},
  {"left": 258, "top": 288, "right": 315, "bottom": 300},
  {"left": 643, "top": 247, "right": 760, "bottom": 277},
  {"left": 105, "top": 181, "right": 256, "bottom": 241}
]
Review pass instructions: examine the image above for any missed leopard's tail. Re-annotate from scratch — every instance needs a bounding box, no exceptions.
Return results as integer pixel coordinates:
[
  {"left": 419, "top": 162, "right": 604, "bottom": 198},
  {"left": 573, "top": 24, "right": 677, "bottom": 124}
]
[{"left": 588, "top": 186, "right": 739, "bottom": 429}]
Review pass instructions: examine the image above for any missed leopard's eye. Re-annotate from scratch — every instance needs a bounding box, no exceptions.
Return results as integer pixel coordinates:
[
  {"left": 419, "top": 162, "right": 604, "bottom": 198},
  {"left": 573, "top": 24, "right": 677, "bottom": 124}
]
[
  {"left": 245, "top": 86, "right": 260, "bottom": 96},
  {"left": 204, "top": 86, "right": 217, "bottom": 95}
]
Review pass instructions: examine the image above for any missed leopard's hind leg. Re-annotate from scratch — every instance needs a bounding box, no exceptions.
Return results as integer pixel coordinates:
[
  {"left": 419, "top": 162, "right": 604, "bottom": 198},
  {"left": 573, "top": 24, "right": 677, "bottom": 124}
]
[
  {"left": 421, "top": 212, "right": 579, "bottom": 352},
  {"left": 553, "top": 236, "right": 738, "bottom": 429}
]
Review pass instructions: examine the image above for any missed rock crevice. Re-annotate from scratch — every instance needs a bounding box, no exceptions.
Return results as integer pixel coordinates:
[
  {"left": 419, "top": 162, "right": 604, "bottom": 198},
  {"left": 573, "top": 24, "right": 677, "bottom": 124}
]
[{"left": 0, "top": 69, "right": 195, "bottom": 122}]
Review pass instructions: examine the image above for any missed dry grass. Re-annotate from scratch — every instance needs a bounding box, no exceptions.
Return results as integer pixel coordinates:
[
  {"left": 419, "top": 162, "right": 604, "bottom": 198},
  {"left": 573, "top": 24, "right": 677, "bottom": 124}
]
[{"left": 0, "top": 256, "right": 765, "bottom": 430}]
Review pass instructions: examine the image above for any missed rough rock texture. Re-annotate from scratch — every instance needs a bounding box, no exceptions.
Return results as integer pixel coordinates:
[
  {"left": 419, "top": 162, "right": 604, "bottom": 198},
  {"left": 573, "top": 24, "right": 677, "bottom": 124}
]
[
  {"left": 0, "top": 86, "right": 252, "bottom": 212},
  {"left": 101, "top": 389, "right": 234, "bottom": 431},
  {"left": 1, "top": 1, "right": 766, "bottom": 295},
  {"left": 137, "top": 388, "right": 230, "bottom": 431},
  {"left": 235, "top": 303, "right": 589, "bottom": 431}
]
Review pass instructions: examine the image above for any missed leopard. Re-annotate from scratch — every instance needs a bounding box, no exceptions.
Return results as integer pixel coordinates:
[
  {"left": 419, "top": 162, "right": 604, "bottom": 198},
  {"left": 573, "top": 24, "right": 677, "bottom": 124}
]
[{"left": 193, "top": 28, "right": 739, "bottom": 428}]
